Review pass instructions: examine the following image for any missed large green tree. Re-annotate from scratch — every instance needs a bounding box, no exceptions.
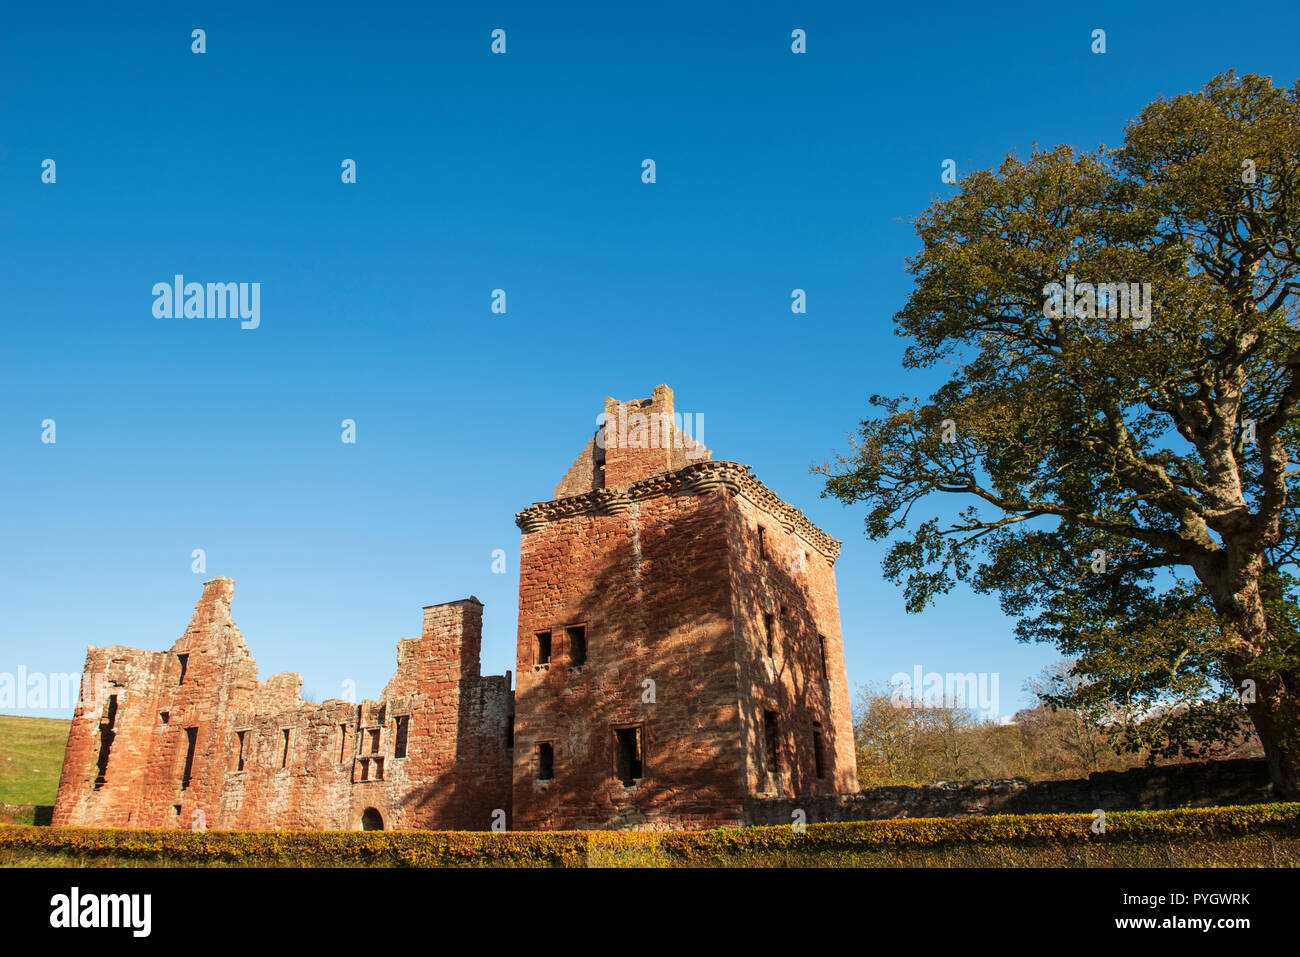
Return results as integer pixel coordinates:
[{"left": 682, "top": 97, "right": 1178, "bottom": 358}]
[{"left": 820, "top": 72, "right": 1300, "bottom": 797}]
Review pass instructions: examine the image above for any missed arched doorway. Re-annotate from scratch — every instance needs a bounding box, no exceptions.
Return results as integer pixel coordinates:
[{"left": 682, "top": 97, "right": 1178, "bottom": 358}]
[{"left": 360, "top": 807, "right": 384, "bottom": 831}]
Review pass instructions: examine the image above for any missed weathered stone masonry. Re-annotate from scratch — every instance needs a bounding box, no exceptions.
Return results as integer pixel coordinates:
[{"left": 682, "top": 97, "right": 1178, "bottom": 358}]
[
  {"left": 53, "top": 584, "right": 511, "bottom": 832},
  {"left": 54, "top": 385, "right": 858, "bottom": 831}
]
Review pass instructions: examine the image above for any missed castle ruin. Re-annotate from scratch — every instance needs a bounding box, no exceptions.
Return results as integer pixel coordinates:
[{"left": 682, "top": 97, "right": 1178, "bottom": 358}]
[{"left": 53, "top": 385, "right": 857, "bottom": 831}]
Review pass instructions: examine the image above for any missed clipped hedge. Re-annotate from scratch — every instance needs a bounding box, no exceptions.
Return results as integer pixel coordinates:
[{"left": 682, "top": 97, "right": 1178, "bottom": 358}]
[
  {"left": 3, "top": 803, "right": 1298, "bottom": 868},
  {"left": 651, "top": 802, "right": 1300, "bottom": 867},
  {"left": 0, "top": 827, "right": 587, "bottom": 868}
]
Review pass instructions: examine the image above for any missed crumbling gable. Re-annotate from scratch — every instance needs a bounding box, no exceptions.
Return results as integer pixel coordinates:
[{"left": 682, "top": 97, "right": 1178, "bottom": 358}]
[{"left": 53, "top": 582, "right": 512, "bottom": 831}]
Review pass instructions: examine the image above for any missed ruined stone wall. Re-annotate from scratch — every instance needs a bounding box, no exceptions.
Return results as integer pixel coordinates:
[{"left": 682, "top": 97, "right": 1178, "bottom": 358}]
[
  {"left": 53, "top": 578, "right": 266, "bottom": 829},
  {"left": 726, "top": 491, "right": 858, "bottom": 801},
  {"left": 601, "top": 385, "right": 709, "bottom": 489},
  {"left": 554, "top": 436, "right": 603, "bottom": 499},
  {"left": 742, "top": 759, "right": 1276, "bottom": 824},
  {"left": 555, "top": 385, "right": 711, "bottom": 499},
  {"left": 512, "top": 488, "right": 746, "bottom": 830},
  {"left": 53, "top": 645, "right": 178, "bottom": 828},
  {"left": 53, "top": 582, "right": 512, "bottom": 832}
]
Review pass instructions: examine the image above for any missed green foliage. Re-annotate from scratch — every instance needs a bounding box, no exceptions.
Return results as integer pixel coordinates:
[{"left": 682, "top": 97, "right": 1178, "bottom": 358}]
[
  {"left": 819, "top": 72, "right": 1300, "bottom": 776},
  {"left": 853, "top": 668, "right": 1262, "bottom": 788},
  {"left": 853, "top": 683, "right": 1014, "bottom": 785}
]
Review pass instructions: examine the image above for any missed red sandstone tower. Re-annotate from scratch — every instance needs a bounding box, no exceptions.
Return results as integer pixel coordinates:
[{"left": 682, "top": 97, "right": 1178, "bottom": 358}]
[{"left": 512, "top": 385, "right": 857, "bottom": 829}]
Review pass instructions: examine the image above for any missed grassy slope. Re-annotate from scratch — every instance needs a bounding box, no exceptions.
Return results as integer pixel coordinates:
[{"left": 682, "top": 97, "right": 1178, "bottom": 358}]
[{"left": 0, "top": 714, "right": 70, "bottom": 805}]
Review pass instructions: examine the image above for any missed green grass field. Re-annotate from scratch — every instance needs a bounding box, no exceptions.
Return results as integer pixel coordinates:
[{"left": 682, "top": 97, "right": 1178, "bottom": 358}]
[{"left": 0, "top": 714, "right": 70, "bottom": 806}]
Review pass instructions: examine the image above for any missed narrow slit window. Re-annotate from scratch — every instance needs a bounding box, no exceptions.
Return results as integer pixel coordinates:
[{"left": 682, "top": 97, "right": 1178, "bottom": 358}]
[
  {"left": 567, "top": 625, "right": 587, "bottom": 667},
  {"left": 181, "top": 726, "right": 197, "bottom": 789},
  {"left": 757, "top": 526, "right": 766, "bottom": 558},
  {"left": 536, "top": 631, "right": 551, "bottom": 666},
  {"left": 93, "top": 694, "right": 118, "bottom": 790},
  {"left": 394, "top": 715, "right": 409, "bottom": 759},
  {"left": 818, "top": 634, "right": 828, "bottom": 679},
  {"left": 236, "top": 730, "right": 246, "bottom": 772},
  {"left": 281, "top": 729, "right": 290, "bottom": 769},
  {"left": 813, "top": 727, "right": 826, "bottom": 780},
  {"left": 593, "top": 431, "right": 607, "bottom": 489},
  {"left": 615, "top": 727, "right": 643, "bottom": 786},
  {"left": 537, "top": 742, "right": 554, "bottom": 781},
  {"left": 177, "top": 654, "right": 189, "bottom": 685},
  {"left": 763, "top": 711, "right": 779, "bottom": 775},
  {"left": 764, "top": 614, "right": 775, "bottom": 658},
  {"left": 339, "top": 724, "right": 348, "bottom": 763}
]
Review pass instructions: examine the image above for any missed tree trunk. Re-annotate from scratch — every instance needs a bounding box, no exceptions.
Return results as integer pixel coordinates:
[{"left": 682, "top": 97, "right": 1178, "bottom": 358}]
[
  {"left": 1248, "top": 688, "right": 1300, "bottom": 800},
  {"left": 1208, "top": 575, "right": 1300, "bottom": 800}
]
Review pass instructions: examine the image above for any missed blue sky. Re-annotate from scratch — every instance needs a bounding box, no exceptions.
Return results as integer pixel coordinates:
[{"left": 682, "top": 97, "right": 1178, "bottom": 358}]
[{"left": 2, "top": 1, "right": 1297, "bottom": 721}]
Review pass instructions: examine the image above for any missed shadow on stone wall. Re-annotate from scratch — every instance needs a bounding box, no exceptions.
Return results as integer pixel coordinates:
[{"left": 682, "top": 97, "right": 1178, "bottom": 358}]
[{"left": 744, "top": 758, "right": 1276, "bottom": 824}]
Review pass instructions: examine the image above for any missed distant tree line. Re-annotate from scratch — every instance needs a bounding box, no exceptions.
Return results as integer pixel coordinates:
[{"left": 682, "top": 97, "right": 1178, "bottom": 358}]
[{"left": 853, "top": 660, "right": 1263, "bottom": 788}]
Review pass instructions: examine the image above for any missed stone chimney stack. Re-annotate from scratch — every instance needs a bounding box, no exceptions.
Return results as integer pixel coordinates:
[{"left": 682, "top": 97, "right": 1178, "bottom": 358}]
[{"left": 421, "top": 597, "right": 484, "bottom": 682}]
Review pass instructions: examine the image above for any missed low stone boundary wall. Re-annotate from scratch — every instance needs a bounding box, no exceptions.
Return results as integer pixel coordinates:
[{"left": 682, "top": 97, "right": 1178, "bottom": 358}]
[{"left": 745, "top": 758, "right": 1273, "bottom": 825}]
